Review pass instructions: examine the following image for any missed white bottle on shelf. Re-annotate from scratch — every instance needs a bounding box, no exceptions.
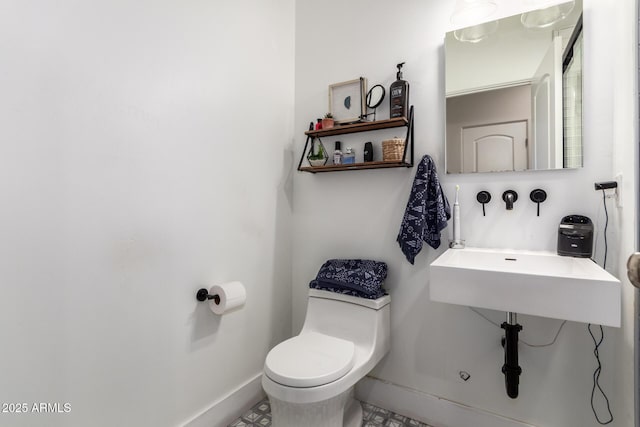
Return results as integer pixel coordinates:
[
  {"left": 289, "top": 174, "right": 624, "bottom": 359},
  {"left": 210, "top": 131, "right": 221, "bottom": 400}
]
[{"left": 333, "top": 141, "right": 343, "bottom": 165}]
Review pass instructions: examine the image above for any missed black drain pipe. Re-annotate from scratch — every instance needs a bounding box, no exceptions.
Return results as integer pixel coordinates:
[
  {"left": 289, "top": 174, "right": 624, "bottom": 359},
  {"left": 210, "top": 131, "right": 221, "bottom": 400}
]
[{"left": 501, "top": 312, "right": 522, "bottom": 399}]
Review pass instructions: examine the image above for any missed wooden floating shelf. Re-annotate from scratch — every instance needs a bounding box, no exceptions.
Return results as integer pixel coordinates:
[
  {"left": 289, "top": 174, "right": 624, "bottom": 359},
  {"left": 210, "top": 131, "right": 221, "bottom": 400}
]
[
  {"left": 299, "top": 160, "right": 412, "bottom": 173},
  {"left": 304, "top": 117, "right": 409, "bottom": 138},
  {"left": 297, "top": 107, "right": 414, "bottom": 174}
]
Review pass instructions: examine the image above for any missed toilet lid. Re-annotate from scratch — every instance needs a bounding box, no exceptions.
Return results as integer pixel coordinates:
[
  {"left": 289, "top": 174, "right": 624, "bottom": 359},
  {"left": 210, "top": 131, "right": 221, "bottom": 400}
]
[{"left": 264, "top": 332, "right": 356, "bottom": 388}]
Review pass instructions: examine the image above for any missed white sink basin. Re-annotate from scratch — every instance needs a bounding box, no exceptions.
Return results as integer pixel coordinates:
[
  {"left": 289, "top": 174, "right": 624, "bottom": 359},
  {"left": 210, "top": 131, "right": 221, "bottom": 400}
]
[{"left": 430, "top": 247, "right": 621, "bottom": 327}]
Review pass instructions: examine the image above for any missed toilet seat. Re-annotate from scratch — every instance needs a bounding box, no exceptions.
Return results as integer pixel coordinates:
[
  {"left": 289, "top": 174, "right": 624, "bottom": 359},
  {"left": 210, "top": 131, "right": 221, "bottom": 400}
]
[{"left": 264, "top": 331, "right": 355, "bottom": 388}]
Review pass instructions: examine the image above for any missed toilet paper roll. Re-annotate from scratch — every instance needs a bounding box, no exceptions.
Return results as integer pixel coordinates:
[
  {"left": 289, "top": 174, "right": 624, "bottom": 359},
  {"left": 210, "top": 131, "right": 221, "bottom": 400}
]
[{"left": 208, "top": 281, "right": 246, "bottom": 315}]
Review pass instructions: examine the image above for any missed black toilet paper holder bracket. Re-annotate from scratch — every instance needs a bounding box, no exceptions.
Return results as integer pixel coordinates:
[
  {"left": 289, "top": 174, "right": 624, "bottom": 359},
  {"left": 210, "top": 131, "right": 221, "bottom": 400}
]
[{"left": 196, "top": 288, "right": 220, "bottom": 305}]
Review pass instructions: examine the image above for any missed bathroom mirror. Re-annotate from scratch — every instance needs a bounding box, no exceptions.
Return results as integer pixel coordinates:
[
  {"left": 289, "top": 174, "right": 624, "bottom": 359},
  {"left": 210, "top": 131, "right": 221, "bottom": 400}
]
[{"left": 445, "top": 1, "right": 583, "bottom": 174}]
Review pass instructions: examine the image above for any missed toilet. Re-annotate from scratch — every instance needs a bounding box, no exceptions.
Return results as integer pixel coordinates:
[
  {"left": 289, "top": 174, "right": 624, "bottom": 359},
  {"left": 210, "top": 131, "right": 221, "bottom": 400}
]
[{"left": 262, "top": 288, "right": 391, "bottom": 427}]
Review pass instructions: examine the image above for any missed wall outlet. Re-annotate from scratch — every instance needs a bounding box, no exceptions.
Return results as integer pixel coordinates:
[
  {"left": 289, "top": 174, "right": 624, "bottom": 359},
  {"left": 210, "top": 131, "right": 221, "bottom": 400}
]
[{"left": 614, "top": 173, "right": 623, "bottom": 208}]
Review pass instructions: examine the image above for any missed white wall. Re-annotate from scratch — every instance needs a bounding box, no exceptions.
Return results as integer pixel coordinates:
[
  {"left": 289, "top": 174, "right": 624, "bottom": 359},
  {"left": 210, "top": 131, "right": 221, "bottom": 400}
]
[
  {"left": 293, "top": 1, "right": 634, "bottom": 426},
  {"left": 0, "top": 1, "right": 294, "bottom": 426}
]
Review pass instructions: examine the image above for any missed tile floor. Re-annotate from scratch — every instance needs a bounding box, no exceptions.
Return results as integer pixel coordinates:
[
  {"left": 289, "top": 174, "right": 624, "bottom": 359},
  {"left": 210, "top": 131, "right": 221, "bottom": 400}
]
[{"left": 228, "top": 398, "right": 433, "bottom": 427}]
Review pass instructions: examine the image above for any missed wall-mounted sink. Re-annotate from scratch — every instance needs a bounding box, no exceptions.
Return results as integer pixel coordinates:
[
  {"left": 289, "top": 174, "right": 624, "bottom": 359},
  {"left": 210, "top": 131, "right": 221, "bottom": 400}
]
[{"left": 430, "top": 247, "right": 621, "bottom": 327}]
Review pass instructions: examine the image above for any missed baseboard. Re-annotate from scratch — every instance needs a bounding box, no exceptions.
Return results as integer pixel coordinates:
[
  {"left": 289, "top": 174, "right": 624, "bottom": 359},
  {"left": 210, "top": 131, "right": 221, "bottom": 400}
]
[
  {"left": 355, "top": 376, "right": 536, "bottom": 427},
  {"left": 181, "top": 372, "right": 265, "bottom": 427}
]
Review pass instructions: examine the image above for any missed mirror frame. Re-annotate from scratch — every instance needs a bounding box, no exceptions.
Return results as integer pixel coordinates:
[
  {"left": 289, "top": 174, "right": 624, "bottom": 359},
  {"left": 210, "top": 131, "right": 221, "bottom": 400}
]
[{"left": 366, "top": 84, "right": 386, "bottom": 109}]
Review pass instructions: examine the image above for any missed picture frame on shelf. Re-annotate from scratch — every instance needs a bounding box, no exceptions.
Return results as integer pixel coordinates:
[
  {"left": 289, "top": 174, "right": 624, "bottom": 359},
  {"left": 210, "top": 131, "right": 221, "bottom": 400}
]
[{"left": 328, "top": 77, "right": 367, "bottom": 124}]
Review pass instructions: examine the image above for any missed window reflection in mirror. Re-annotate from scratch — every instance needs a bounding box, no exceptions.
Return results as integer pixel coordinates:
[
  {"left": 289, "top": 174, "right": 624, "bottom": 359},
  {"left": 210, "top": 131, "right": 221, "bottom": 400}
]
[{"left": 445, "top": 0, "right": 583, "bottom": 174}]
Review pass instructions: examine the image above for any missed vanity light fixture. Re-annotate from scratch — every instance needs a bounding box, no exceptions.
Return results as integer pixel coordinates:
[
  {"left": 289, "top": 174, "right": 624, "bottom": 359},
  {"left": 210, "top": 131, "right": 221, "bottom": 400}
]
[
  {"left": 450, "top": 0, "right": 498, "bottom": 43},
  {"left": 450, "top": 0, "right": 497, "bottom": 28},
  {"left": 521, "top": 0, "right": 575, "bottom": 29},
  {"left": 454, "top": 21, "right": 499, "bottom": 43}
]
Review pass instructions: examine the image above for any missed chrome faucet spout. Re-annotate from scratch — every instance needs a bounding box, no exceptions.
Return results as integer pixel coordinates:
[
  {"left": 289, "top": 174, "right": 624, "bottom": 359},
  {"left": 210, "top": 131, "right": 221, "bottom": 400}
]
[{"left": 502, "top": 190, "right": 518, "bottom": 210}]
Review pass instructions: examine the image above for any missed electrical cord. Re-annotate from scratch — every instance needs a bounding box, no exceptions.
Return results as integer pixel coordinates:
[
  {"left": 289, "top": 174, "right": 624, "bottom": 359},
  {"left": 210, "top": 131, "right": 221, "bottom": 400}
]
[
  {"left": 523, "top": 320, "right": 567, "bottom": 348},
  {"left": 588, "top": 323, "right": 613, "bottom": 424},
  {"left": 588, "top": 188, "right": 613, "bottom": 425},
  {"left": 468, "top": 307, "right": 567, "bottom": 348}
]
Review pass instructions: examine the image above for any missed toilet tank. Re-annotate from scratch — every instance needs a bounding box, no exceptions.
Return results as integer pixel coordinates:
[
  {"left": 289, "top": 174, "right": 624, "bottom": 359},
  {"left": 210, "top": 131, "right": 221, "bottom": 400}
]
[{"left": 301, "top": 289, "right": 390, "bottom": 350}]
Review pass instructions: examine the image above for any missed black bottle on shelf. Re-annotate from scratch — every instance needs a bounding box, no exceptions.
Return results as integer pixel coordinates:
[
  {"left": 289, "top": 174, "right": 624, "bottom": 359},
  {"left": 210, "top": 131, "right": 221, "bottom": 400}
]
[{"left": 389, "top": 62, "right": 409, "bottom": 119}]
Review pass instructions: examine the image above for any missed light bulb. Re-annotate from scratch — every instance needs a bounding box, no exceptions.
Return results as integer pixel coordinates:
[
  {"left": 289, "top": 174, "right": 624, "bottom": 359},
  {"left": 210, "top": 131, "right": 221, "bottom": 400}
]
[
  {"left": 521, "top": 0, "right": 575, "bottom": 29},
  {"left": 451, "top": 0, "right": 497, "bottom": 28}
]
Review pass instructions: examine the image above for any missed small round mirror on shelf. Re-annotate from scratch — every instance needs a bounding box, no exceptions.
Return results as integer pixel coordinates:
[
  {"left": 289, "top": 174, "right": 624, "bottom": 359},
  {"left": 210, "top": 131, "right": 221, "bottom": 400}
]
[
  {"left": 366, "top": 85, "right": 385, "bottom": 109},
  {"left": 364, "top": 84, "right": 386, "bottom": 121}
]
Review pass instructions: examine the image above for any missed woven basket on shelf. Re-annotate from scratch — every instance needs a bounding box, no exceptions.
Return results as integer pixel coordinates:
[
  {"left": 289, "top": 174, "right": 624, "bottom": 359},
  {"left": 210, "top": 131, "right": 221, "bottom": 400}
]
[{"left": 382, "top": 137, "right": 406, "bottom": 162}]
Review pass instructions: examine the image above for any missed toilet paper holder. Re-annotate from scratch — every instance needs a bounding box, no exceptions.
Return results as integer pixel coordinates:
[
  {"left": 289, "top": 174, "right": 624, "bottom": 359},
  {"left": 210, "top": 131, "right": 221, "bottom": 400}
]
[{"left": 196, "top": 288, "right": 220, "bottom": 305}]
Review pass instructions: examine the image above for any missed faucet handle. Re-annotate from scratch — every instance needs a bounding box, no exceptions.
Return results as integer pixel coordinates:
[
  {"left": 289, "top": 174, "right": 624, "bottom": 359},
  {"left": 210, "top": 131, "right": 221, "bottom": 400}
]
[
  {"left": 529, "top": 189, "right": 547, "bottom": 216},
  {"left": 476, "top": 191, "right": 491, "bottom": 216}
]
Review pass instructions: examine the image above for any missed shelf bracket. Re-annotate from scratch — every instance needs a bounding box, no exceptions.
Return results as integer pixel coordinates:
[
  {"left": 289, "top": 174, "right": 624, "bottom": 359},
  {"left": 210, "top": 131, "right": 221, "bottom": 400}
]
[
  {"left": 402, "top": 105, "right": 414, "bottom": 167},
  {"left": 297, "top": 122, "right": 315, "bottom": 171}
]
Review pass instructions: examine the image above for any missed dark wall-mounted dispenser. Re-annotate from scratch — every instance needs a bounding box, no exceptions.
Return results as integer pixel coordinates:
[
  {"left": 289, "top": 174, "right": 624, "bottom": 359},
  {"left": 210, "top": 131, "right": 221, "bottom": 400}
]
[{"left": 557, "top": 215, "right": 593, "bottom": 258}]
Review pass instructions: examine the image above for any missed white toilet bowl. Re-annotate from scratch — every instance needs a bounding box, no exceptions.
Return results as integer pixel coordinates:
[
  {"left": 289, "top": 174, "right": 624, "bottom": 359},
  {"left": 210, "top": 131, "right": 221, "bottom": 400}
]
[{"left": 262, "top": 289, "right": 391, "bottom": 427}]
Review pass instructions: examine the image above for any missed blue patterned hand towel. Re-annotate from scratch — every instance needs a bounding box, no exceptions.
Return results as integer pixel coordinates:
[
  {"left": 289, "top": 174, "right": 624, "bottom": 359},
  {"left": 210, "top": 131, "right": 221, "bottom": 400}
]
[
  {"left": 309, "top": 259, "right": 387, "bottom": 299},
  {"left": 397, "top": 155, "right": 450, "bottom": 264}
]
